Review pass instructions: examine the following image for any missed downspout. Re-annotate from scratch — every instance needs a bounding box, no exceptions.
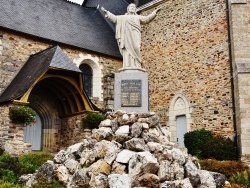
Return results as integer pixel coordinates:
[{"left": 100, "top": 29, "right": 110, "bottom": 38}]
[{"left": 225, "top": 0, "right": 239, "bottom": 159}]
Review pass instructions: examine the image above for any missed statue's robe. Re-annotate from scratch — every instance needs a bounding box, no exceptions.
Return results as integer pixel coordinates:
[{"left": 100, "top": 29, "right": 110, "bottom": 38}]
[{"left": 105, "top": 11, "right": 157, "bottom": 68}]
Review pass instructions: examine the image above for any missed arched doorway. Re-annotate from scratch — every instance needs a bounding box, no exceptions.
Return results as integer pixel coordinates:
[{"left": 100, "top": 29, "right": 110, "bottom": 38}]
[
  {"left": 0, "top": 46, "right": 95, "bottom": 152},
  {"left": 28, "top": 84, "right": 60, "bottom": 152},
  {"left": 168, "top": 93, "right": 192, "bottom": 146},
  {"left": 26, "top": 74, "right": 93, "bottom": 152}
]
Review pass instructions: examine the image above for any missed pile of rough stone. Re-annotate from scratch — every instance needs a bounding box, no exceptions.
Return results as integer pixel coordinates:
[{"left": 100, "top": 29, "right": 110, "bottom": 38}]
[{"left": 20, "top": 111, "right": 225, "bottom": 188}]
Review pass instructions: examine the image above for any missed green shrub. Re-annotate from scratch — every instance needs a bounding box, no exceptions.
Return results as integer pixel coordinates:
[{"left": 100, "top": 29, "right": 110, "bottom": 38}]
[
  {"left": 184, "top": 129, "right": 213, "bottom": 158},
  {"left": 230, "top": 170, "right": 250, "bottom": 187},
  {"left": 19, "top": 151, "right": 53, "bottom": 174},
  {"left": 200, "top": 159, "right": 249, "bottom": 179},
  {"left": 0, "top": 153, "right": 19, "bottom": 184},
  {"left": 201, "top": 136, "right": 236, "bottom": 160},
  {"left": 0, "top": 169, "right": 17, "bottom": 184},
  {"left": 0, "top": 153, "right": 20, "bottom": 176},
  {"left": 9, "top": 105, "right": 36, "bottom": 125},
  {"left": 0, "top": 180, "right": 21, "bottom": 188},
  {"left": 82, "top": 112, "right": 105, "bottom": 129},
  {"left": 0, "top": 151, "right": 53, "bottom": 186}
]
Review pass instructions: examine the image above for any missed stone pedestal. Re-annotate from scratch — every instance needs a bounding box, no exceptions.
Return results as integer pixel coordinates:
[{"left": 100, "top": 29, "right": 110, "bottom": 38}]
[{"left": 114, "top": 68, "right": 149, "bottom": 113}]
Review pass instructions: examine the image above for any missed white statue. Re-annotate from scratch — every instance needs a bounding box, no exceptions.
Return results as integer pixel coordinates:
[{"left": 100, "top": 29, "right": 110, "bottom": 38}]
[{"left": 101, "top": 4, "right": 161, "bottom": 69}]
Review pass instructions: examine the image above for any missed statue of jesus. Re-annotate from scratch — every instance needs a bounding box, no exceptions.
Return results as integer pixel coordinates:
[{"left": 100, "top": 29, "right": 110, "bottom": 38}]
[{"left": 101, "top": 4, "right": 161, "bottom": 69}]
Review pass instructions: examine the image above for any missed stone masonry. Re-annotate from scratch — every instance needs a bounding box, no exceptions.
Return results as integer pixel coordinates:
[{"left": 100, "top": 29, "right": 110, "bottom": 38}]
[
  {"left": 230, "top": 0, "right": 250, "bottom": 161},
  {"left": 0, "top": 30, "right": 122, "bottom": 152},
  {"left": 0, "top": 30, "right": 122, "bottom": 108},
  {"left": 0, "top": 104, "right": 32, "bottom": 155},
  {"left": 2, "top": 0, "right": 250, "bottom": 158},
  {"left": 20, "top": 111, "right": 226, "bottom": 188},
  {"left": 140, "top": 0, "right": 234, "bottom": 137}
]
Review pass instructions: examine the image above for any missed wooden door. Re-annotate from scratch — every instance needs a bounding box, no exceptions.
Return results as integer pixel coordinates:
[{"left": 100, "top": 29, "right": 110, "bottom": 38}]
[
  {"left": 24, "top": 114, "right": 42, "bottom": 150},
  {"left": 176, "top": 115, "right": 187, "bottom": 146}
]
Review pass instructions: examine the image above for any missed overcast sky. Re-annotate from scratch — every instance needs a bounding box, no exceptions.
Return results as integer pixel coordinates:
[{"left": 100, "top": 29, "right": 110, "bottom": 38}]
[{"left": 66, "top": 0, "right": 84, "bottom": 5}]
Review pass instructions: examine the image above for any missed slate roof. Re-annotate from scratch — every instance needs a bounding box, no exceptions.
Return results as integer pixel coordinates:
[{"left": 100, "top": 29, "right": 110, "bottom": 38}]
[
  {"left": 0, "top": 46, "right": 81, "bottom": 104},
  {"left": 84, "top": 0, "right": 128, "bottom": 15},
  {"left": 138, "top": 0, "right": 154, "bottom": 6},
  {"left": 0, "top": 0, "right": 122, "bottom": 58},
  {"left": 0, "top": 0, "right": 154, "bottom": 58},
  {"left": 84, "top": 0, "right": 153, "bottom": 9},
  {"left": 125, "top": 0, "right": 154, "bottom": 7},
  {"left": 82, "top": 0, "right": 154, "bottom": 30}
]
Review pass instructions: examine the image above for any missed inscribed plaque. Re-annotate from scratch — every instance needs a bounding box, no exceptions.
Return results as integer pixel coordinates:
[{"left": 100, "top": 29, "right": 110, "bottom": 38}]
[{"left": 121, "top": 80, "right": 142, "bottom": 107}]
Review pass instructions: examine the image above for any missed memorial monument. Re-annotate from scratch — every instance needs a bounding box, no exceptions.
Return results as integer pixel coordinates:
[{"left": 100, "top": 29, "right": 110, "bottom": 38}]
[{"left": 102, "top": 3, "right": 161, "bottom": 112}]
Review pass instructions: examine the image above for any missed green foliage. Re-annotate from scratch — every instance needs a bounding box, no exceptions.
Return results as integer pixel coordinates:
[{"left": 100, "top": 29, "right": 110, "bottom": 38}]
[
  {"left": 230, "top": 170, "right": 250, "bottom": 187},
  {"left": 200, "top": 159, "right": 249, "bottom": 179},
  {"left": 0, "top": 153, "right": 18, "bottom": 170},
  {"left": 201, "top": 136, "right": 236, "bottom": 160},
  {"left": 184, "top": 129, "right": 237, "bottom": 160},
  {"left": 0, "top": 180, "right": 21, "bottom": 188},
  {"left": 184, "top": 129, "right": 213, "bottom": 158},
  {"left": 32, "top": 178, "right": 64, "bottom": 188},
  {"left": 0, "top": 153, "right": 19, "bottom": 182},
  {"left": 82, "top": 112, "right": 105, "bottom": 129},
  {"left": 0, "top": 169, "right": 17, "bottom": 184},
  {"left": 19, "top": 151, "right": 53, "bottom": 174},
  {"left": 0, "top": 151, "right": 53, "bottom": 186},
  {"left": 9, "top": 105, "right": 36, "bottom": 125}
]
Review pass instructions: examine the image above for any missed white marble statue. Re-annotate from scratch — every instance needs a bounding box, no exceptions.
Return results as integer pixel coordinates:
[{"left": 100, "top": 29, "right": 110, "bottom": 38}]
[{"left": 101, "top": 4, "right": 161, "bottom": 69}]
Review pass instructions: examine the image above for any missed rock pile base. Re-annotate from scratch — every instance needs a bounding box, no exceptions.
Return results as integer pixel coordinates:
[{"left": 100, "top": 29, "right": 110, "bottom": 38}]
[{"left": 20, "top": 111, "right": 225, "bottom": 188}]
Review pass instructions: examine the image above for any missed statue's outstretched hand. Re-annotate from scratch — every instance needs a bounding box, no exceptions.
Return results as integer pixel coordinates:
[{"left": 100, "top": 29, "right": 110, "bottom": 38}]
[
  {"left": 101, "top": 7, "right": 107, "bottom": 13},
  {"left": 155, "top": 7, "right": 162, "bottom": 13}
]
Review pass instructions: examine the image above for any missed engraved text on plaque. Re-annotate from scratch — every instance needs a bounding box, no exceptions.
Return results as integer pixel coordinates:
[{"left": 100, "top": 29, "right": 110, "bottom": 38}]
[{"left": 121, "top": 80, "right": 142, "bottom": 107}]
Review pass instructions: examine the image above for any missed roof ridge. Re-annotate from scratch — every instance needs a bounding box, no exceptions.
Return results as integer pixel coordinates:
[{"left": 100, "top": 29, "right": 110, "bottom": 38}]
[
  {"left": 0, "top": 0, "right": 122, "bottom": 58},
  {"left": 30, "top": 45, "right": 57, "bottom": 58},
  {"left": 50, "top": 46, "right": 81, "bottom": 72}
]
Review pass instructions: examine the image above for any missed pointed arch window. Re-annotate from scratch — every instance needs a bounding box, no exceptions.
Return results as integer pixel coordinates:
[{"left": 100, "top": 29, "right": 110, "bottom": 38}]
[{"left": 79, "top": 64, "right": 93, "bottom": 97}]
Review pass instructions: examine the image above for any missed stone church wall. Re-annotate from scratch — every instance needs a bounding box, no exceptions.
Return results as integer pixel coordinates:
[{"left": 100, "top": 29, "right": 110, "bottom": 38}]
[
  {"left": 0, "top": 105, "right": 32, "bottom": 155},
  {"left": 0, "top": 0, "right": 241, "bottom": 152},
  {"left": 229, "top": 0, "right": 250, "bottom": 160},
  {"left": 0, "top": 30, "right": 121, "bottom": 108},
  {"left": 140, "top": 0, "right": 234, "bottom": 137},
  {"left": 0, "top": 29, "right": 121, "bottom": 152}
]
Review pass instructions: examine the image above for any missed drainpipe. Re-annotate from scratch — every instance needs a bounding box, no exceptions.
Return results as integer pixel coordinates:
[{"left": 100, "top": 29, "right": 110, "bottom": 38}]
[{"left": 225, "top": 0, "right": 239, "bottom": 160}]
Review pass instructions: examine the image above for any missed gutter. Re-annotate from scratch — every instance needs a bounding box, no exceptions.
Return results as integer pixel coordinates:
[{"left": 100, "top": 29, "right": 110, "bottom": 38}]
[{"left": 225, "top": 0, "right": 239, "bottom": 159}]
